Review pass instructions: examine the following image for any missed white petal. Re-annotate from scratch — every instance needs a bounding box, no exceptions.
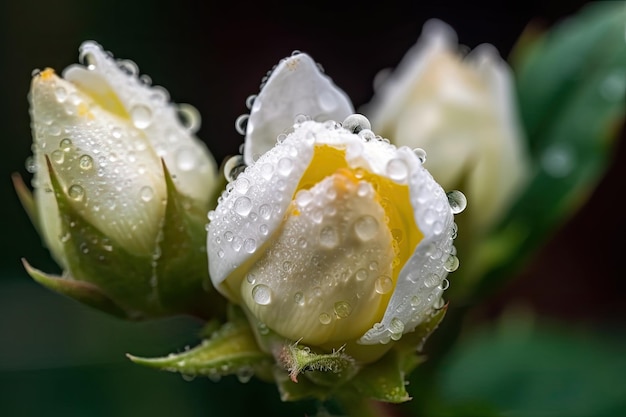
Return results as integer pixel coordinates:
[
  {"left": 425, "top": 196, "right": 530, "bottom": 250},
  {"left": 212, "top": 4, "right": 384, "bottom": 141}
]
[
  {"left": 64, "top": 41, "right": 218, "bottom": 205},
  {"left": 243, "top": 53, "right": 354, "bottom": 164},
  {"left": 359, "top": 147, "right": 455, "bottom": 344},
  {"left": 240, "top": 171, "right": 395, "bottom": 346},
  {"left": 30, "top": 72, "right": 165, "bottom": 256}
]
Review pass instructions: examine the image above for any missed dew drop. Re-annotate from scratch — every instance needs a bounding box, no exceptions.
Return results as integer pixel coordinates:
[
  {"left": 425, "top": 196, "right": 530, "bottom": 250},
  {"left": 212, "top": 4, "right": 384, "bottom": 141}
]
[
  {"left": 319, "top": 313, "right": 331, "bottom": 325},
  {"left": 354, "top": 215, "right": 379, "bottom": 241},
  {"left": 59, "top": 138, "right": 72, "bottom": 151},
  {"left": 245, "top": 94, "right": 257, "bottom": 110},
  {"left": 389, "top": 317, "right": 405, "bottom": 334},
  {"left": 413, "top": 148, "right": 427, "bottom": 163},
  {"left": 358, "top": 129, "right": 376, "bottom": 141},
  {"left": 375, "top": 275, "right": 393, "bottom": 294},
  {"left": 541, "top": 144, "right": 575, "bottom": 178},
  {"left": 446, "top": 190, "right": 467, "bottom": 214},
  {"left": 234, "top": 196, "right": 252, "bottom": 217},
  {"left": 54, "top": 86, "right": 67, "bottom": 103},
  {"left": 277, "top": 157, "right": 293, "bottom": 176},
  {"left": 176, "top": 147, "right": 197, "bottom": 171},
  {"left": 319, "top": 226, "right": 339, "bottom": 249},
  {"left": 111, "top": 127, "right": 123, "bottom": 139},
  {"left": 79, "top": 154, "right": 93, "bottom": 170},
  {"left": 243, "top": 238, "right": 257, "bottom": 253},
  {"left": 140, "top": 186, "right": 154, "bottom": 202},
  {"left": 68, "top": 184, "right": 85, "bottom": 201},
  {"left": 235, "top": 114, "right": 249, "bottom": 135},
  {"left": 25, "top": 156, "right": 37, "bottom": 173},
  {"left": 252, "top": 284, "right": 272, "bottom": 305},
  {"left": 223, "top": 155, "right": 246, "bottom": 182},
  {"left": 355, "top": 268, "right": 368, "bottom": 281},
  {"left": 342, "top": 114, "right": 371, "bottom": 134},
  {"left": 439, "top": 277, "right": 450, "bottom": 290},
  {"left": 386, "top": 158, "right": 408, "bottom": 182},
  {"left": 294, "top": 292, "right": 305, "bottom": 306},
  {"left": 130, "top": 105, "right": 152, "bottom": 129},
  {"left": 424, "top": 273, "right": 441, "bottom": 288},
  {"left": 334, "top": 301, "right": 352, "bottom": 319},
  {"left": 51, "top": 150, "right": 65, "bottom": 164},
  {"left": 443, "top": 254, "right": 460, "bottom": 272},
  {"left": 176, "top": 104, "right": 201, "bottom": 133}
]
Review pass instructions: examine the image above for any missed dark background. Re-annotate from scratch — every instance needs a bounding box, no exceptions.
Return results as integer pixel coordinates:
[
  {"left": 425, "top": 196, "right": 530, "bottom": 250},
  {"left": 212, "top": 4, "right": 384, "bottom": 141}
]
[{"left": 1, "top": 1, "right": 623, "bottom": 416}]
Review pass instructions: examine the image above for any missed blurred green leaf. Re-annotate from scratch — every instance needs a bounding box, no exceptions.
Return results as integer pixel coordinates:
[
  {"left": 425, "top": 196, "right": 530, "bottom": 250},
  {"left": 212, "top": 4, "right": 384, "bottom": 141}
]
[
  {"left": 434, "top": 312, "right": 626, "bottom": 417},
  {"left": 472, "top": 1, "right": 626, "bottom": 298}
]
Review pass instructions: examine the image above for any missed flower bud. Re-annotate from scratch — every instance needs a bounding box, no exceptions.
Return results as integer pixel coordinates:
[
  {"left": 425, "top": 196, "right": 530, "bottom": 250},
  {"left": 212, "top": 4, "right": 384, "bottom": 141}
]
[
  {"left": 362, "top": 19, "right": 529, "bottom": 233},
  {"left": 18, "top": 41, "right": 224, "bottom": 319},
  {"left": 208, "top": 116, "right": 462, "bottom": 362}
]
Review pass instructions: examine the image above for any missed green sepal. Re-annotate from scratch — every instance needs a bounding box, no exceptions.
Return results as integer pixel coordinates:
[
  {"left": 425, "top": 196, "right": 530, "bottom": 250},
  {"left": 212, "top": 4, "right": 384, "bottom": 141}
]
[
  {"left": 12, "top": 172, "right": 39, "bottom": 234},
  {"left": 31, "top": 156, "right": 225, "bottom": 320},
  {"left": 348, "top": 349, "right": 418, "bottom": 403},
  {"left": 45, "top": 155, "right": 155, "bottom": 319},
  {"left": 273, "top": 366, "right": 337, "bottom": 402},
  {"left": 155, "top": 160, "right": 226, "bottom": 320},
  {"left": 127, "top": 304, "right": 273, "bottom": 382},
  {"left": 21, "top": 258, "right": 127, "bottom": 318}
]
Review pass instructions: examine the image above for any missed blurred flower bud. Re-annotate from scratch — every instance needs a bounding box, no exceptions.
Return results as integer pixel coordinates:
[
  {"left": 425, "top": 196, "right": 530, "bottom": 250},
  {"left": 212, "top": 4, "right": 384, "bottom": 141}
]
[
  {"left": 16, "top": 41, "right": 225, "bottom": 319},
  {"left": 362, "top": 19, "right": 530, "bottom": 234}
]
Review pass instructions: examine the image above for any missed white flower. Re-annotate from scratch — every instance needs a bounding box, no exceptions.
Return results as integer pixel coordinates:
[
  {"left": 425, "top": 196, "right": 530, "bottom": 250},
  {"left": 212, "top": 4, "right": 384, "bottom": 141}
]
[
  {"left": 362, "top": 19, "right": 529, "bottom": 233},
  {"left": 29, "top": 41, "right": 218, "bottom": 262},
  {"left": 207, "top": 52, "right": 462, "bottom": 360}
]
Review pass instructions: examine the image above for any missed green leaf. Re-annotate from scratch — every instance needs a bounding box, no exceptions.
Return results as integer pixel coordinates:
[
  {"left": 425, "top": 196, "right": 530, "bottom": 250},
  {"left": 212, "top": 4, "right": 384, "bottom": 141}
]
[
  {"left": 12, "top": 172, "right": 39, "bottom": 234},
  {"left": 434, "top": 311, "right": 626, "bottom": 417},
  {"left": 471, "top": 1, "right": 626, "bottom": 298},
  {"left": 127, "top": 304, "right": 272, "bottom": 382}
]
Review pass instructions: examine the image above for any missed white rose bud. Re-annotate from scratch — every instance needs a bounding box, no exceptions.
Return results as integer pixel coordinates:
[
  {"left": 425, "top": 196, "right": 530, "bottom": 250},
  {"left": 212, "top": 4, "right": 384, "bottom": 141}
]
[
  {"left": 363, "top": 19, "right": 529, "bottom": 233},
  {"left": 19, "top": 41, "right": 223, "bottom": 319},
  {"left": 207, "top": 52, "right": 464, "bottom": 363}
]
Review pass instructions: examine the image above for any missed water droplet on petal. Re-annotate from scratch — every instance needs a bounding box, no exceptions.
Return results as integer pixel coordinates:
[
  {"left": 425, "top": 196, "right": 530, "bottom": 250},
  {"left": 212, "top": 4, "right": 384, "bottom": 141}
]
[
  {"left": 68, "top": 184, "right": 85, "bottom": 201},
  {"left": 354, "top": 215, "right": 379, "bottom": 241},
  {"left": 131, "top": 105, "right": 152, "bottom": 129},
  {"left": 79, "top": 154, "right": 93, "bottom": 170},
  {"left": 224, "top": 155, "right": 246, "bottom": 182},
  {"left": 252, "top": 284, "right": 272, "bottom": 305},
  {"left": 235, "top": 114, "right": 249, "bottom": 135},
  {"left": 319, "top": 313, "right": 331, "bottom": 324},
  {"left": 446, "top": 190, "right": 467, "bottom": 214},
  {"left": 413, "top": 148, "right": 427, "bottom": 163},
  {"left": 59, "top": 138, "right": 72, "bottom": 151},
  {"left": 140, "top": 186, "right": 154, "bottom": 202},
  {"left": 234, "top": 196, "right": 252, "bottom": 217},
  {"left": 176, "top": 147, "right": 197, "bottom": 171},
  {"left": 334, "top": 301, "right": 352, "bottom": 319},
  {"left": 443, "top": 254, "right": 460, "bottom": 272},
  {"left": 342, "top": 114, "right": 371, "bottom": 134},
  {"left": 319, "top": 226, "right": 339, "bottom": 249},
  {"left": 375, "top": 275, "right": 393, "bottom": 294},
  {"left": 51, "top": 150, "right": 65, "bottom": 164},
  {"left": 386, "top": 158, "right": 408, "bottom": 182}
]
